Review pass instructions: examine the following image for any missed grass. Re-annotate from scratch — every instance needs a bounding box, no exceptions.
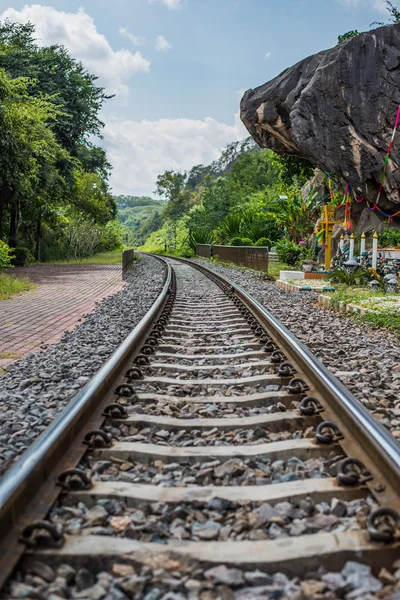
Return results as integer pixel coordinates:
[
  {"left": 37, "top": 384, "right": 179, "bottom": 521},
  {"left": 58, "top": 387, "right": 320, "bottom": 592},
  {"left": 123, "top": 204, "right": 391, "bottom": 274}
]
[
  {"left": 268, "top": 261, "right": 296, "bottom": 280},
  {"left": 0, "top": 272, "right": 36, "bottom": 300},
  {"left": 325, "top": 285, "right": 400, "bottom": 334},
  {"left": 49, "top": 250, "right": 124, "bottom": 265},
  {"left": 0, "top": 351, "right": 22, "bottom": 359}
]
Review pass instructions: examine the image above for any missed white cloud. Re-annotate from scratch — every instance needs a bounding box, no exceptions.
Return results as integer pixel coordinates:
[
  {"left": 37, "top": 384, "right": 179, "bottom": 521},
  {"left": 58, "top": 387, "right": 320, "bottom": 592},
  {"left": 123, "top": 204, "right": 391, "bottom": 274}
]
[
  {"left": 102, "top": 114, "right": 247, "bottom": 195},
  {"left": 155, "top": 35, "right": 172, "bottom": 51},
  {"left": 339, "top": 0, "right": 387, "bottom": 12},
  {"left": 119, "top": 27, "right": 145, "bottom": 46},
  {"left": 149, "top": 0, "right": 183, "bottom": 10},
  {"left": 0, "top": 5, "right": 151, "bottom": 95},
  {"left": 265, "top": 52, "right": 272, "bottom": 59}
]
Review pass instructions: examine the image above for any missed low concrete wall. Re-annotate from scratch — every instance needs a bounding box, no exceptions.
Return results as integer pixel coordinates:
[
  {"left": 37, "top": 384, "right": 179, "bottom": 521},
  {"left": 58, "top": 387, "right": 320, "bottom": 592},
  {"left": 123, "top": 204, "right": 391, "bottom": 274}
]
[
  {"left": 196, "top": 244, "right": 212, "bottom": 259},
  {"left": 196, "top": 244, "right": 269, "bottom": 272},
  {"left": 122, "top": 249, "right": 135, "bottom": 278}
]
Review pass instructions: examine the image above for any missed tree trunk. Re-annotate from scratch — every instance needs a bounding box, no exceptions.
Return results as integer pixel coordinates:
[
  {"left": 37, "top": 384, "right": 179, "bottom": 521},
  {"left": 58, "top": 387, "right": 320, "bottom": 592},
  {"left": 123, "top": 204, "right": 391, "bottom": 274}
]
[
  {"left": 0, "top": 187, "right": 10, "bottom": 241},
  {"left": 8, "top": 201, "right": 21, "bottom": 247},
  {"left": 0, "top": 202, "right": 3, "bottom": 241},
  {"left": 35, "top": 212, "right": 42, "bottom": 262}
]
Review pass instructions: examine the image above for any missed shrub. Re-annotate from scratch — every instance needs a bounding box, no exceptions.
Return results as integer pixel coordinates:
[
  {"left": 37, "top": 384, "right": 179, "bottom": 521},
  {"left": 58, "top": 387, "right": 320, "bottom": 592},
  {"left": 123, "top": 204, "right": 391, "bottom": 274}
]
[
  {"left": 275, "top": 239, "right": 316, "bottom": 266},
  {"left": 230, "top": 237, "right": 244, "bottom": 246},
  {"left": 240, "top": 237, "right": 254, "bottom": 246},
  {"left": 275, "top": 239, "right": 303, "bottom": 266},
  {"left": 326, "top": 266, "right": 370, "bottom": 286},
  {"left": 230, "top": 237, "right": 254, "bottom": 246},
  {"left": 0, "top": 240, "right": 14, "bottom": 269},
  {"left": 100, "top": 220, "right": 123, "bottom": 252},
  {"left": 10, "top": 246, "right": 33, "bottom": 267},
  {"left": 188, "top": 228, "right": 215, "bottom": 251},
  {"left": 378, "top": 225, "right": 400, "bottom": 248},
  {"left": 255, "top": 237, "right": 272, "bottom": 248},
  {"left": 63, "top": 220, "right": 103, "bottom": 259}
]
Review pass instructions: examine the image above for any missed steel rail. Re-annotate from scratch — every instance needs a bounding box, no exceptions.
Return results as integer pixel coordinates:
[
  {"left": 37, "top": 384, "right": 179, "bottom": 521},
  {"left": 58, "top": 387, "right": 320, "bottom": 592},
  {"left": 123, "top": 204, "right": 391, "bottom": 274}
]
[
  {"left": 168, "top": 256, "right": 400, "bottom": 505},
  {"left": 0, "top": 255, "right": 172, "bottom": 588}
]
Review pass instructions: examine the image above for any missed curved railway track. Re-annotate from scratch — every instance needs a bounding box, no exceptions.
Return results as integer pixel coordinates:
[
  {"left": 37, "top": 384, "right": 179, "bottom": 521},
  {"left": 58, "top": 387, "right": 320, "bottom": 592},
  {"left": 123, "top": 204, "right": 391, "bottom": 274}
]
[{"left": 1, "top": 255, "right": 400, "bottom": 597}]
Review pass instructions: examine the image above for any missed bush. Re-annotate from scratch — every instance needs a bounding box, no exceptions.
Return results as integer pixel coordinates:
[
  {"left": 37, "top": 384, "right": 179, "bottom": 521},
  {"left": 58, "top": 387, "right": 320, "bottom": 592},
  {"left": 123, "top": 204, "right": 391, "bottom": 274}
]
[
  {"left": 229, "top": 237, "right": 244, "bottom": 246},
  {"left": 188, "top": 228, "right": 215, "bottom": 251},
  {"left": 326, "top": 266, "right": 370, "bottom": 286},
  {"left": 99, "top": 220, "right": 123, "bottom": 252},
  {"left": 255, "top": 237, "right": 272, "bottom": 248},
  {"left": 378, "top": 225, "right": 400, "bottom": 248},
  {"left": 63, "top": 220, "right": 103, "bottom": 259},
  {"left": 275, "top": 239, "right": 315, "bottom": 266},
  {"left": 0, "top": 240, "right": 14, "bottom": 269},
  {"left": 230, "top": 237, "right": 253, "bottom": 246},
  {"left": 10, "top": 246, "right": 33, "bottom": 267},
  {"left": 275, "top": 239, "right": 303, "bottom": 266}
]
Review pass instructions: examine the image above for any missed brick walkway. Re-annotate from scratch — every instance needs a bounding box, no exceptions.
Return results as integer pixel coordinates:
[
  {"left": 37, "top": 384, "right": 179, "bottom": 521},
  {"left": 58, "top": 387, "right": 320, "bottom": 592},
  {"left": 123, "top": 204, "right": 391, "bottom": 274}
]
[{"left": 0, "top": 264, "right": 125, "bottom": 368}]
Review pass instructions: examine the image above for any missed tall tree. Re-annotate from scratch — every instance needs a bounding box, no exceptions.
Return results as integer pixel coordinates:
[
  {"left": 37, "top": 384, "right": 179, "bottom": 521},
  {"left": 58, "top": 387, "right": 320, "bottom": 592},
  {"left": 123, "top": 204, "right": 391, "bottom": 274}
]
[
  {"left": 0, "top": 20, "right": 111, "bottom": 154},
  {"left": 0, "top": 68, "right": 70, "bottom": 245}
]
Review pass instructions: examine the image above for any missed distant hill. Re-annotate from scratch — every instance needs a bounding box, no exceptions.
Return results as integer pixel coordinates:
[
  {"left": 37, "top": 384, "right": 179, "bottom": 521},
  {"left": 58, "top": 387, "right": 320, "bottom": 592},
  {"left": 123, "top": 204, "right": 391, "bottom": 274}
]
[{"left": 115, "top": 196, "right": 165, "bottom": 245}]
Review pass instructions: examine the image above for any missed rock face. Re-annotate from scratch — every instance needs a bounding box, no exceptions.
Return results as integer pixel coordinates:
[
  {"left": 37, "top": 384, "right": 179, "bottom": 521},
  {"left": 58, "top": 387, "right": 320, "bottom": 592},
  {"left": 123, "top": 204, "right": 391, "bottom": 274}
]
[{"left": 241, "top": 24, "right": 400, "bottom": 221}]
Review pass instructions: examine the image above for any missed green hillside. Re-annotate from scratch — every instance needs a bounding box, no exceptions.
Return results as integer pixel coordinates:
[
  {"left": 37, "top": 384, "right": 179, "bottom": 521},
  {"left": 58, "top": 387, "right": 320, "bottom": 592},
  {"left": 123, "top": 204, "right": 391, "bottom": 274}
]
[{"left": 115, "top": 196, "right": 165, "bottom": 245}]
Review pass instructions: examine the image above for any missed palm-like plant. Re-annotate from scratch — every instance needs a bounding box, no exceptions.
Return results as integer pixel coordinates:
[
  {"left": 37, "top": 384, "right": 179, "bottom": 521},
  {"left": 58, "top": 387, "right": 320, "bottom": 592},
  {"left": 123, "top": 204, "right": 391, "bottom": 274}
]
[
  {"left": 218, "top": 209, "right": 281, "bottom": 244},
  {"left": 218, "top": 214, "right": 243, "bottom": 243},
  {"left": 264, "top": 187, "right": 320, "bottom": 243},
  {"left": 326, "top": 266, "right": 370, "bottom": 286},
  {"left": 188, "top": 228, "right": 215, "bottom": 251}
]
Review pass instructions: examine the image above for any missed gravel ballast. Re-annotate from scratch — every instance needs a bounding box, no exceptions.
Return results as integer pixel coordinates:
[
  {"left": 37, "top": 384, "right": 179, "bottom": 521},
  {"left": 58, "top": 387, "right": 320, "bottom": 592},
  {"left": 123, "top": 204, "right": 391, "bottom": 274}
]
[
  {"left": 0, "top": 255, "right": 165, "bottom": 479},
  {"left": 192, "top": 258, "right": 400, "bottom": 439}
]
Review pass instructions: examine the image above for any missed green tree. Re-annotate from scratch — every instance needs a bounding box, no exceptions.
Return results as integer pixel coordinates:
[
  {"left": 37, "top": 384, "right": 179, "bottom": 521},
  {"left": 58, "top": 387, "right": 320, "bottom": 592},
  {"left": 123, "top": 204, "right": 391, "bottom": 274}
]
[
  {"left": 72, "top": 169, "right": 116, "bottom": 224},
  {"left": 0, "top": 20, "right": 111, "bottom": 154},
  {"left": 0, "top": 19, "right": 115, "bottom": 261},
  {"left": 0, "top": 68, "right": 70, "bottom": 246},
  {"left": 264, "top": 186, "right": 320, "bottom": 243}
]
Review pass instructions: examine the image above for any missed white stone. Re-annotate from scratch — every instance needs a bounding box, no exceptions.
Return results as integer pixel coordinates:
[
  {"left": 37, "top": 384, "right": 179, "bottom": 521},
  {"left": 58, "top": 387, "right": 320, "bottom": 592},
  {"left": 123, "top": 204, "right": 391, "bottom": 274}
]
[{"left": 279, "top": 271, "right": 304, "bottom": 280}]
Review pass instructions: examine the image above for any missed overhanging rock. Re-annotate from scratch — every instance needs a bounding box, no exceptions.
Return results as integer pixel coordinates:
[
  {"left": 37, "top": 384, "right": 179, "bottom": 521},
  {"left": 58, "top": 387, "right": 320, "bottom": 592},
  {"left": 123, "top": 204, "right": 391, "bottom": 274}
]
[{"left": 241, "top": 24, "right": 400, "bottom": 220}]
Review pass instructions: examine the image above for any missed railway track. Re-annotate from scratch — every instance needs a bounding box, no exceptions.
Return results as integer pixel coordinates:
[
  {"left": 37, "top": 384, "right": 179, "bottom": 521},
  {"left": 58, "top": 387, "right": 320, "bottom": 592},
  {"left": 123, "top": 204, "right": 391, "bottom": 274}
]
[{"left": 1, "top": 255, "right": 400, "bottom": 598}]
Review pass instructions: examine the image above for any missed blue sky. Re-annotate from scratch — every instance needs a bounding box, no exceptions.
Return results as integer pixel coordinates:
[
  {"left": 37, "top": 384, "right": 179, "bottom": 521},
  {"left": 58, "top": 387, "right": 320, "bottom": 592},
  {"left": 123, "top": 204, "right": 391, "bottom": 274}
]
[{"left": 0, "top": 0, "right": 391, "bottom": 195}]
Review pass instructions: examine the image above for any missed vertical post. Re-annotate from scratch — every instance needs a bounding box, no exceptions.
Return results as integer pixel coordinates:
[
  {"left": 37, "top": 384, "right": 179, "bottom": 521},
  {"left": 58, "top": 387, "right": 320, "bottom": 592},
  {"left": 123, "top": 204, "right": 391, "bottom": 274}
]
[
  {"left": 372, "top": 231, "right": 378, "bottom": 270},
  {"left": 349, "top": 234, "right": 354, "bottom": 260},
  {"left": 360, "top": 232, "right": 366, "bottom": 256},
  {"left": 325, "top": 229, "right": 332, "bottom": 271},
  {"left": 122, "top": 249, "right": 134, "bottom": 279}
]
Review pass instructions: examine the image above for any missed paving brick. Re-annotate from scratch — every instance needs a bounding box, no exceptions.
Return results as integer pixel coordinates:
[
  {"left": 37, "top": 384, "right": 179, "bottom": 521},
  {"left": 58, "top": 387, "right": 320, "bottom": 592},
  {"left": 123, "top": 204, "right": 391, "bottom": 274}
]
[{"left": 0, "top": 264, "right": 124, "bottom": 367}]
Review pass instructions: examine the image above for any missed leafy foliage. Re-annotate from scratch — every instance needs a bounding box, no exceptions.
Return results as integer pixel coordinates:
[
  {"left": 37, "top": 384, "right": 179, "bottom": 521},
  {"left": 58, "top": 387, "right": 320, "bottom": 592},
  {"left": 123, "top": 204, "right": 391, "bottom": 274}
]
[
  {"left": 326, "top": 266, "right": 371, "bottom": 286},
  {"left": 0, "top": 272, "right": 34, "bottom": 299},
  {"left": 10, "top": 247, "right": 33, "bottom": 267},
  {"left": 370, "top": 1, "right": 400, "bottom": 25},
  {"left": 0, "top": 19, "right": 117, "bottom": 263},
  {"left": 264, "top": 187, "right": 320, "bottom": 243},
  {"left": 0, "top": 240, "right": 13, "bottom": 269},
  {"left": 378, "top": 224, "right": 400, "bottom": 248},
  {"left": 337, "top": 30, "right": 360, "bottom": 43},
  {"left": 255, "top": 237, "right": 272, "bottom": 247},
  {"left": 188, "top": 229, "right": 215, "bottom": 251},
  {"left": 275, "top": 239, "right": 306, "bottom": 266},
  {"left": 139, "top": 138, "right": 325, "bottom": 259}
]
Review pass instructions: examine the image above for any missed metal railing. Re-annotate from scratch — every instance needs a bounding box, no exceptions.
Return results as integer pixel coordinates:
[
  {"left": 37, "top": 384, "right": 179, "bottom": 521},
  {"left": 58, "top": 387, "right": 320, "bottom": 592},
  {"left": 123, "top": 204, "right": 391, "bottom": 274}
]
[
  {"left": 0, "top": 256, "right": 171, "bottom": 587},
  {"left": 175, "top": 256, "right": 400, "bottom": 505}
]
